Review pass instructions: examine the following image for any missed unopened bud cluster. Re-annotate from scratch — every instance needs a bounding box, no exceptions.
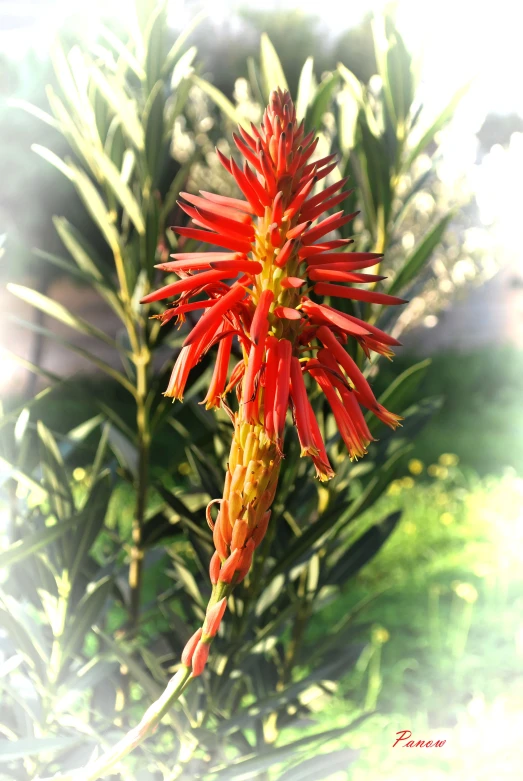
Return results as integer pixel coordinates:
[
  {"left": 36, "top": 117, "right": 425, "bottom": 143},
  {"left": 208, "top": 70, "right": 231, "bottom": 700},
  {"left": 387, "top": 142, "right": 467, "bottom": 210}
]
[{"left": 209, "top": 417, "right": 279, "bottom": 586}]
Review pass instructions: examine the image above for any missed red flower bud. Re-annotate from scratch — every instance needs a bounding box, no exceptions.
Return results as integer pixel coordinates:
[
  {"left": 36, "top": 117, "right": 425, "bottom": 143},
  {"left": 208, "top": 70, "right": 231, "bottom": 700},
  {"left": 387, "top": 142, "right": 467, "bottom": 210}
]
[
  {"left": 181, "top": 628, "right": 202, "bottom": 667},
  {"left": 191, "top": 641, "right": 210, "bottom": 677},
  {"left": 203, "top": 597, "right": 227, "bottom": 638},
  {"left": 218, "top": 548, "right": 242, "bottom": 584},
  {"left": 209, "top": 551, "right": 221, "bottom": 585}
]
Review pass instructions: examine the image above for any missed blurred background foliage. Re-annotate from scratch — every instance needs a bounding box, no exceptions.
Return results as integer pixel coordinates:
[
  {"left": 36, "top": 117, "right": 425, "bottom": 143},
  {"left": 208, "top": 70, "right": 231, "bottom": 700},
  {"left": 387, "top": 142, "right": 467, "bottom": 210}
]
[{"left": 0, "top": 1, "right": 522, "bottom": 780}]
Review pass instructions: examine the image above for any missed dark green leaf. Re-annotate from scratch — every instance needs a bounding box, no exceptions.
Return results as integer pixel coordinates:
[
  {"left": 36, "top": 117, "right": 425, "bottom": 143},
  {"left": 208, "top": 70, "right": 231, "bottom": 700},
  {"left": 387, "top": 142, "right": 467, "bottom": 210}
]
[
  {"left": 144, "top": 80, "right": 166, "bottom": 185},
  {"left": 37, "top": 421, "right": 74, "bottom": 522},
  {"left": 327, "top": 511, "right": 401, "bottom": 586},
  {"left": 60, "top": 576, "right": 112, "bottom": 662}
]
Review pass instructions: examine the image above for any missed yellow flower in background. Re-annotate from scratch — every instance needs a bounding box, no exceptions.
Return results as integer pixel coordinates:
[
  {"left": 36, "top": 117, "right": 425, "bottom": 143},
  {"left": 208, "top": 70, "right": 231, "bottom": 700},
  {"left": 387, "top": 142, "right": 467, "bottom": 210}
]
[
  {"left": 73, "top": 467, "right": 86, "bottom": 481},
  {"left": 387, "top": 480, "right": 402, "bottom": 496},
  {"left": 428, "top": 464, "right": 448, "bottom": 479},
  {"left": 401, "top": 476, "right": 415, "bottom": 489},
  {"left": 453, "top": 582, "right": 478, "bottom": 603},
  {"left": 440, "top": 512, "right": 454, "bottom": 525},
  {"left": 372, "top": 626, "right": 390, "bottom": 644},
  {"left": 408, "top": 458, "right": 424, "bottom": 475},
  {"left": 439, "top": 453, "right": 460, "bottom": 467}
]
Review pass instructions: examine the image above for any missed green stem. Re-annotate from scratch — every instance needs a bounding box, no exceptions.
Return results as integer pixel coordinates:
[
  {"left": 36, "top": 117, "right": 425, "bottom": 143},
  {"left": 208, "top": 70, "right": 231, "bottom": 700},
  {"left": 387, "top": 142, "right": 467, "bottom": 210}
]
[
  {"left": 38, "top": 583, "right": 234, "bottom": 781},
  {"left": 129, "top": 341, "right": 151, "bottom": 629}
]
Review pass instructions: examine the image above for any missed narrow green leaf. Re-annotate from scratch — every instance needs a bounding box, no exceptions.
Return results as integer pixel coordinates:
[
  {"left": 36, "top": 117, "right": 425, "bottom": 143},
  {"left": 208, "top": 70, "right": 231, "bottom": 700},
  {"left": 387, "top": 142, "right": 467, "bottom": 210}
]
[
  {"left": 8, "top": 98, "right": 58, "bottom": 128},
  {"left": 388, "top": 212, "right": 454, "bottom": 295},
  {"left": 70, "top": 474, "right": 111, "bottom": 584},
  {"left": 371, "top": 358, "right": 431, "bottom": 424},
  {"left": 69, "top": 164, "right": 122, "bottom": 253},
  {"left": 155, "top": 484, "right": 210, "bottom": 542},
  {"left": 144, "top": 80, "right": 166, "bottom": 184},
  {"left": 145, "top": 3, "right": 167, "bottom": 91},
  {"left": 35, "top": 248, "right": 124, "bottom": 320},
  {"left": 162, "top": 9, "right": 207, "bottom": 76},
  {"left": 260, "top": 33, "right": 288, "bottom": 102},
  {"left": 7, "top": 284, "right": 119, "bottom": 351},
  {"left": 0, "top": 736, "right": 83, "bottom": 763},
  {"left": 167, "top": 560, "right": 205, "bottom": 607},
  {"left": 327, "top": 511, "right": 401, "bottom": 585},
  {"left": 91, "top": 147, "right": 145, "bottom": 234},
  {"left": 0, "top": 604, "right": 47, "bottom": 672},
  {"left": 89, "top": 65, "right": 145, "bottom": 150},
  {"left": 209, "top": 724, "right": 359, "bottom": 779},
  {"left": 60, "top": 576, "right": 112, "bottom": 662},
  {"left": 106, "top": 424, "right": 139, "bottom": 477},
  {"left": 31, "top": 144, "right": 74, "bottom": 181},
  {"left": 246, "top": 56, "right": 264, "bottom": 105},
  {"left": 336, "top": 445, "right": 412, "bottom": 526},
  {"left": 306, "top": 72, "right": 338, "bottom": 132},
  {"left": 95, "top": 629, "right": 163, "bottom": 700},
  {"left": 99, "top": 24, "right": 146, "bottom": 80},
  {"left": 9, "top": 315, "right": 137, "bottom": 398},
  {"left": 191, "top": 74, "right": 243, "bottom": 126},
  {"left": 405, "top": 82, "right": 470, "bottom": 169},
  {"left": 0, "top": 516, "right": 78, "bottom": 570},
  {"left": 296, "top": 57, "right": 314, "bottom": 121},
  {"left": 53, "top": 216, "right": 109, "bottom": 282},
  {"left": 277, "top": 748, "right": 358, "bottom": 781},
  {"left": 171, "top": 46, "right": 197, "bottom": 89},
  {"left": 37, "top": 421, "right": 74, "bottom": 522}
]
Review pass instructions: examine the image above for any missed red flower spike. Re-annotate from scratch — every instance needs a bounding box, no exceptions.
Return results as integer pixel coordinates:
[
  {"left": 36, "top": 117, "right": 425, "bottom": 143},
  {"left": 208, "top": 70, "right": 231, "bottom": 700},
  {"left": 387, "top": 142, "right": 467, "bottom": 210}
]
[{"left": 144, "top": 87, "right": 404, "bottom": 480}]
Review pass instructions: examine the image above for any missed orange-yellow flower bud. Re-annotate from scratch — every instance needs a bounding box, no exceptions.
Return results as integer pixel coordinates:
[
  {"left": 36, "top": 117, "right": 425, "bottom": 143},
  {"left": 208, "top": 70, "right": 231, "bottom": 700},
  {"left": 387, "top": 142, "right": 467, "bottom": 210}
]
[
  {"left": 252, "top": 510, "right": 271, "bottom": 548},
  {"left": 235, "top": 539, "right": 256, "bottom": 582},
  {"left": 231, "top": 518, "right": 249, "bottom": 550}
]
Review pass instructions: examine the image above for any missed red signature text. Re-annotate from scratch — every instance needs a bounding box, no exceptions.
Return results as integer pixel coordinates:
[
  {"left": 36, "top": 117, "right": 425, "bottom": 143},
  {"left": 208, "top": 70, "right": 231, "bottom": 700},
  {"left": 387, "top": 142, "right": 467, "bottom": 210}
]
[{"left": 393, "top": 730, "right": 446, "bottom": 748}]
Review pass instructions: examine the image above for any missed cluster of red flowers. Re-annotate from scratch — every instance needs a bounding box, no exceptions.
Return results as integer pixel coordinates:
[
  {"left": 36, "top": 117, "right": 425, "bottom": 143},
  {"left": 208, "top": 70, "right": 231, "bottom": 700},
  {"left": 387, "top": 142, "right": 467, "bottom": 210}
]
[{"left": 141, "top": 89, "right": 404, "bottom": 479}]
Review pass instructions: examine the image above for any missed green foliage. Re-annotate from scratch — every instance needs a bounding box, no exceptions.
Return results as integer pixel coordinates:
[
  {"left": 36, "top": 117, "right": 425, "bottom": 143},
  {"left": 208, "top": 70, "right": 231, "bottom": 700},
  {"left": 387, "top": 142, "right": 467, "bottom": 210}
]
[{"left": 1, "top": 4, "right": 469, "bottom": 779}]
